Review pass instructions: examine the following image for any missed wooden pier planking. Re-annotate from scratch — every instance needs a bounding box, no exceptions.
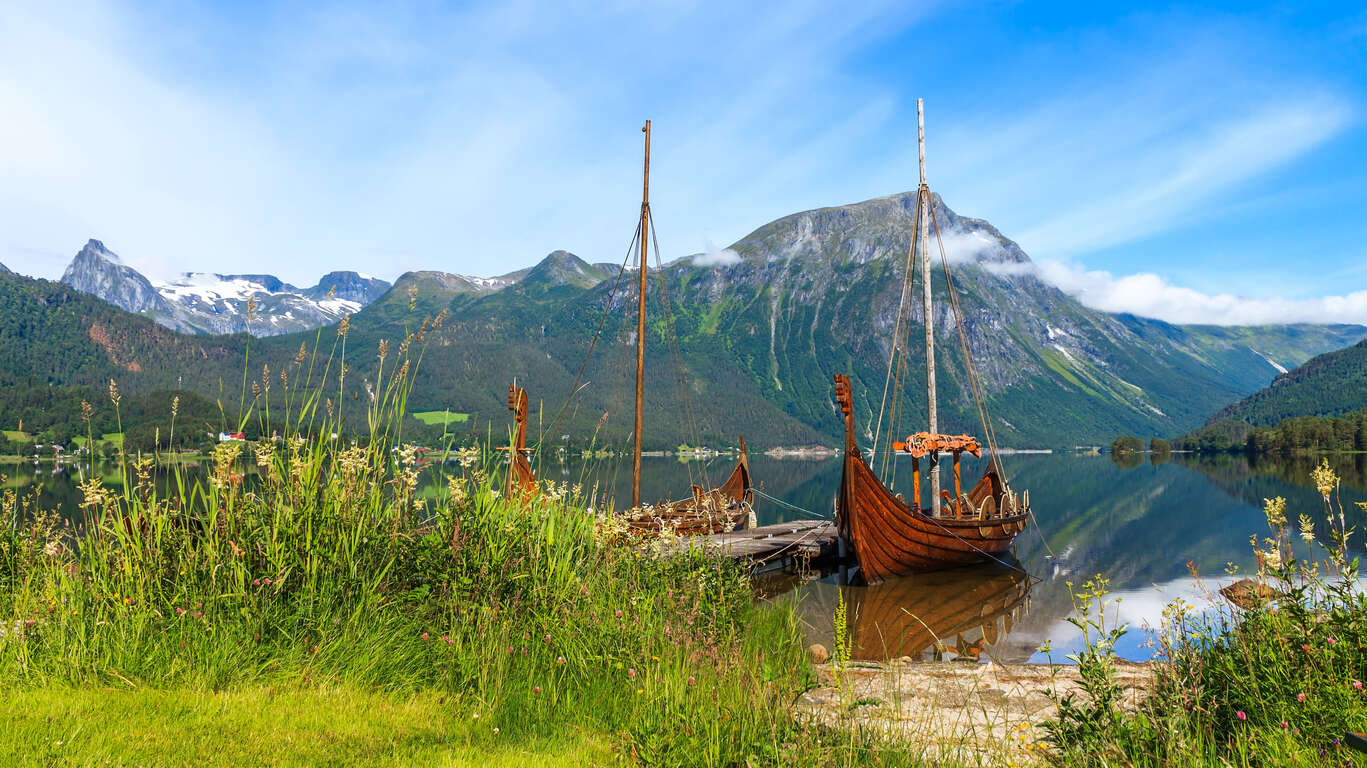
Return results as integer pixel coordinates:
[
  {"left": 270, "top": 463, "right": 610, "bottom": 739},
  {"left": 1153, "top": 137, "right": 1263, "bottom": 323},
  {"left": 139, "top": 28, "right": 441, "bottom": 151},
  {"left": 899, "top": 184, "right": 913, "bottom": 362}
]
[{"left": 684, "top": 519, "right": 839, "bottom": 572}]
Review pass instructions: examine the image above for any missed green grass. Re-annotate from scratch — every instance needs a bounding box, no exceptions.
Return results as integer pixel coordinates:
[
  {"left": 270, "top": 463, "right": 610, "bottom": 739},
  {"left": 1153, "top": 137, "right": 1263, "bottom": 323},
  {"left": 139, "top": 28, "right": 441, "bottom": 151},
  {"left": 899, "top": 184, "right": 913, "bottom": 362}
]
[
  {"left": 0, "top": 330, "right": 930, "bottom": 767},
  {"left": 0, "top": 684, "right": 616, "bottom": 767},
  {"left": 2, "top": 430, "right": 30, "bottom": 442},
  {"left": 412, "top": 410, "right": 470, "bottom": 426},
  {"left": 72, "top": 432, "right": 124, "bottom": 448}
]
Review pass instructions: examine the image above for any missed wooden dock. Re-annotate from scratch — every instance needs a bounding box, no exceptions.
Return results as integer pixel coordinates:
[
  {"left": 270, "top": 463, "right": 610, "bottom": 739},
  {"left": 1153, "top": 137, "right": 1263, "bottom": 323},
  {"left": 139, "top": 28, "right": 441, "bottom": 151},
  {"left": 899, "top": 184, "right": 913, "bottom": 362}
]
[{"left": 692, "top": 519, "right": 840, "bottom": 572}]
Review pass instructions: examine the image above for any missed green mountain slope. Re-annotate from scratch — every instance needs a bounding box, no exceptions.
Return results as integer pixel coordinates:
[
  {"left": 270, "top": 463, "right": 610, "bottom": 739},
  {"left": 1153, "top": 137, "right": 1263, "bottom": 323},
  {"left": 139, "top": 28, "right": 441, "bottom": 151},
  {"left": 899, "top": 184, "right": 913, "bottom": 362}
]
[
  {"left": 256, "top": 193, "right": 1363, "bottom": 448},
  {"left": 1208, "top": 338, "right": 1367, "bottom": 426},
  {"left": 2, "top": 193, "right": 1362, "bottom": 449}
]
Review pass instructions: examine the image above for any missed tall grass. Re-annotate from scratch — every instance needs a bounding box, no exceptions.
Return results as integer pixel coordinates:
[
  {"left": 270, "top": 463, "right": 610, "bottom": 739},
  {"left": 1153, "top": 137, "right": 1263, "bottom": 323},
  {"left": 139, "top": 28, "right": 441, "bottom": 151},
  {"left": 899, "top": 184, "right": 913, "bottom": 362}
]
[{"left": 0, "top": 320, "right": 930, "bottom": 767}]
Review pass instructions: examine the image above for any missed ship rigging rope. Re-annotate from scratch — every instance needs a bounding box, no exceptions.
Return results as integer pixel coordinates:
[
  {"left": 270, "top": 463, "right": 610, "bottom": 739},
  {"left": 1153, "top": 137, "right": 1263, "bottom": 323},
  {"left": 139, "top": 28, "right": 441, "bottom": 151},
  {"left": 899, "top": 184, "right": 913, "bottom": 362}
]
[
  {"left": 871, "top": 191, "right": 922, "bottom": 483},
  {"left": 750, "top": 487, "right": 831, "bottom": 520},
  {"left": 646, "top": 208, "right": 711, "bottom": 493},
  {"left": 928, "top": 204, "right": 1058, "bottom": 562},
  {"left": 543, "top": 218, "right": 643, "bottom": 477}
]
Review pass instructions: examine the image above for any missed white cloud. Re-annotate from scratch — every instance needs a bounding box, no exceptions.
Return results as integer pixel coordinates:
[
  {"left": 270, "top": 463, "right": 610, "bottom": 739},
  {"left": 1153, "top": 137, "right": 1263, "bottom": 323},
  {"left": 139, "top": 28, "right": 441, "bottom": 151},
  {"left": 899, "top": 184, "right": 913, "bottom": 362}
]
[
  {"left": 990, "top": 258, "right": 1367, "bottom": 326},
  {"left": 690, "top": 248, "right": 742, "bottom": 267},
  {"left": 936, "top": 227, "right": 1008, "bottom": 265}
]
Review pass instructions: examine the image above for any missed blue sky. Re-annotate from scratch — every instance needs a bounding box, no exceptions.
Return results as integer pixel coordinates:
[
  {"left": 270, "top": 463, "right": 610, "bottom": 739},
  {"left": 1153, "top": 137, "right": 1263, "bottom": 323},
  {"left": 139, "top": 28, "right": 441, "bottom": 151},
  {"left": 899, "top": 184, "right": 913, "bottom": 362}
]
[{"left": 1, "top": 1, "right": 1365, "bottom": 324}]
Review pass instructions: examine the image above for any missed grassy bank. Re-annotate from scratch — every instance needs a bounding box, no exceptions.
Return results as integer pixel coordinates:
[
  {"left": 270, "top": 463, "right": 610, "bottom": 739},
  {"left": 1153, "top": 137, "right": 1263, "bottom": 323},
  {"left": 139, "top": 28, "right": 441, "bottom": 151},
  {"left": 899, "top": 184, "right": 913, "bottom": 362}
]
[
  {"left": 1, "top": 684, "right": 616, "bottom": 767},
  {"left": 0, "top": 326, "right": 933, "bottom": 767}
]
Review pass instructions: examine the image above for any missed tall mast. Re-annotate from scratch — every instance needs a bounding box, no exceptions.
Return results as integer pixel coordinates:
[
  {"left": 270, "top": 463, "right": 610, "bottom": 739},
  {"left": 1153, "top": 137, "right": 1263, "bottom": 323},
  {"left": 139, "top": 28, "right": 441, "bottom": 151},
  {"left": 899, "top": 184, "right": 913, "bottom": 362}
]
[
  {"left": 918, "top": 99, "right": 940, "bottom": 516},
  {"left": 632, "top": 120, "right": 651, "bottom": 508}
]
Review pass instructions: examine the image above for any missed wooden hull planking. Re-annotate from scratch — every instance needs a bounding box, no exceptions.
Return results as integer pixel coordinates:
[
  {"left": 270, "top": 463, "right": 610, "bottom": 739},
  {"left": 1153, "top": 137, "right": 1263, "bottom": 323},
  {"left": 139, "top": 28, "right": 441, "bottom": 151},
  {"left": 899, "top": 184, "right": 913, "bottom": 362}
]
[{"left": 834, "top": 374, "right": 1028, "bottom": 582}]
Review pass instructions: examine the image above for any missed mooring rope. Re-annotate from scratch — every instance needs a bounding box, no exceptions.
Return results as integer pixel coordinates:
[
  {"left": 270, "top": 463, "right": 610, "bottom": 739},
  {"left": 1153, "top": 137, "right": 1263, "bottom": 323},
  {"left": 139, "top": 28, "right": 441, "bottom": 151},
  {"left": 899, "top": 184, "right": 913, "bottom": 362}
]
[{"left": 750, "top": 488, "right": 831, "bottom": 520}]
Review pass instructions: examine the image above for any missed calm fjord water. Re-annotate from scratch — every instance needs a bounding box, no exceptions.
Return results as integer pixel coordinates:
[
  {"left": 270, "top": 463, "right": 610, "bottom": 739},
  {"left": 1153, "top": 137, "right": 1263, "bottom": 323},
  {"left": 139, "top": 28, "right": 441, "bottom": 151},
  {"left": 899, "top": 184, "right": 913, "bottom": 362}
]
[{"left": 18, "top": 451, "right": 1367, "bottom": 662}]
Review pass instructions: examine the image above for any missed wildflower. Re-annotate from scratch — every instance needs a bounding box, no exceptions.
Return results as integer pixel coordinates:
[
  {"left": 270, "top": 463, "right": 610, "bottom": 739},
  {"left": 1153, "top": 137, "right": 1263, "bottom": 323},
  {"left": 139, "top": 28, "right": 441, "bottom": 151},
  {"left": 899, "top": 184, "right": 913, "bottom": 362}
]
[
  {"left": 636, "top": 689, "right": 643, "bottom": 695},
  {"left": 506, "top": 646, "right": 513, "bottom": 654},
  {"left": 472, "top": 712, "right": 479, "bottom": 720},
  {"left": 194, "top": 611, "right": 203, "bottom": 618},
  {"left": 310, "top": 645, "right": 319, "bottom": 654},
  {"left": 533, "top": 686, "right": 540, "bottom": 695},
  {"left": 263, "top": 578, "right": 272, "bottom": 586},
  {"left": 1355, "top": 681, "right": 1364, "bottom": 691},
  {"left": 1330, "top": 637, "right": 1338, "bottom": 646},
  {"left": 492, "top": 728, "right": 499, "bottom": 735},
  {"left": 421, "top": 632, "right": 430, "bottom": 641},
  {"left": 253, "top": 579, "right": 261, "bottom": 587},
  {"left": 556, "top": 656, "right": 565, "bottom": 665},
  {"left": 1303, "top": 644, "right": 1311, "bottom": 652},
  {"left": 627, "top": 667, "right": 636, "bottom": 678},
  {"left": 1312, "top": 459, "right": 1337, "bottom": 499},
  {"left": 1300, "top": 514, "right": 1316, "bottom": 543},
  {"left": 175, "top": 607, "right": 186, "bottom": 616},
  {"left": 1236, "top": 711, "right": 1247, "bottom": 721},
  {"left": 1263, "top": 497, "right": 1287, "bottom": 529},
  {"left": 615, "top": 610, "right": 623, "bottom": 618},
  {"left": 442, "top": 635, "right": 452, "bottom": 645},
  {"left": 1281, "top": 721, "right": 1289, "bottom": 729},
  {"left": 1298, "top": 693, "right": 1306, "bottom": 702},
  {"left": 687, "top": 676, "right": 695, "bottom": 686},
  {"left": 544, "top": 634, "right": 552, "bottom": 644}
]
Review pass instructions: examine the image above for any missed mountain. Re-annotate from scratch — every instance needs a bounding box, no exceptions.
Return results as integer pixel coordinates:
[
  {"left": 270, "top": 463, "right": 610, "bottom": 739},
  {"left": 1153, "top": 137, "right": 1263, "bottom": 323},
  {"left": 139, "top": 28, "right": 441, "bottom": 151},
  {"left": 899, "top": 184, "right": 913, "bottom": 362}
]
[
  {"left": 58, "top": 240, "right": 393, "bottom": 336},
  {"left": 1206, "top": 338, "right": 1367, "bottom": 426},
  {"left": 60, "top": 240, "right": 183, "bottom": 326},
  {"left": 12, "top": 194, "right": 1366, "bottom": 448},
  {"left": 275, "top": 192, "right": 1363, "bottom": 448}
]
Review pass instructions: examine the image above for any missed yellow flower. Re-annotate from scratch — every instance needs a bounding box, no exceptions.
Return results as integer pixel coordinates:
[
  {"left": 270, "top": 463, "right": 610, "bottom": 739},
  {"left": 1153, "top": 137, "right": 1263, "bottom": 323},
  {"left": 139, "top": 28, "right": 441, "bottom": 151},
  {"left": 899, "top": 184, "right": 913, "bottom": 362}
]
[{"left": 636, "top": 689, "right": 643, "bottom": 695}]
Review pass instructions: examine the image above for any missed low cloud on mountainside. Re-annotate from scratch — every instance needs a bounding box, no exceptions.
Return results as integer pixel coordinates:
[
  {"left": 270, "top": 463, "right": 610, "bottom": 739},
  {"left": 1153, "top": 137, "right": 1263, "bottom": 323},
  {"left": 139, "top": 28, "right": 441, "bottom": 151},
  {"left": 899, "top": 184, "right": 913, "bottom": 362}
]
[{"left": 993, "top": 259, "right": 1367, "bottom": 326}]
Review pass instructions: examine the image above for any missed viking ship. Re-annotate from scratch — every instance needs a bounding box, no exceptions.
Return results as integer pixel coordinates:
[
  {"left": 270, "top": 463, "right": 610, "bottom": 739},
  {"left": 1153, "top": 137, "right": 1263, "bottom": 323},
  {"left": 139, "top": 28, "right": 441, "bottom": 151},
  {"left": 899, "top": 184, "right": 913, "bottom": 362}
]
[
  {"left": 616, "top": 121, "right": 754, "bottom": 536},
  {"left": 502, "top": 384, "right": 537, "bottom": 499},
  {"left": 833, "top": 100, "right": 1029, "bottom": 583}
]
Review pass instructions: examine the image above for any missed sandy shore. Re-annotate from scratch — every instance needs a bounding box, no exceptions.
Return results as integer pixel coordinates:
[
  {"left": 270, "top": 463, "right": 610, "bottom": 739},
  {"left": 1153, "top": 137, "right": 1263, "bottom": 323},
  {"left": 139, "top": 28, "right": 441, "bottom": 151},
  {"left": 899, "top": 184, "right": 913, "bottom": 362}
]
[{"left": 798, "top": 659, "right": 1151, "bottom": 762}]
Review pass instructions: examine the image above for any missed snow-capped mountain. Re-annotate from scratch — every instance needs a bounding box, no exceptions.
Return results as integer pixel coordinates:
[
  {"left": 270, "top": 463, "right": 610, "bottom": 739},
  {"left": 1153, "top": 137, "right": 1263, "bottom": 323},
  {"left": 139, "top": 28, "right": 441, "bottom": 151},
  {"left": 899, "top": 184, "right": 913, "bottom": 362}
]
[{"left": 59, "top": 240, "right": 392, "bottom": 337}]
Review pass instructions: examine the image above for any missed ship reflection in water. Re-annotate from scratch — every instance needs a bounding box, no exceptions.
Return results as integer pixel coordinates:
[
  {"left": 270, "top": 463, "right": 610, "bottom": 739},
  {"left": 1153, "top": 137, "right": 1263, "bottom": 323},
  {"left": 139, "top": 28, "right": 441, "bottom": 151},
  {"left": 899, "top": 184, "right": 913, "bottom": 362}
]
[{"left": 760, "top": 563, "right": 1033, "bottom": 663}]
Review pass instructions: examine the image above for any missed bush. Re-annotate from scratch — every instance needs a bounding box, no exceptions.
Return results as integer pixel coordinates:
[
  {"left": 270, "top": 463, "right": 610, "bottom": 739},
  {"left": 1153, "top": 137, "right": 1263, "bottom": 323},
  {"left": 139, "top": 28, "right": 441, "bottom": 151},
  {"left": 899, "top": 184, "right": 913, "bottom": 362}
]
[{"left": 1110, "top": 435, "right": 1144, "bottom": 454}]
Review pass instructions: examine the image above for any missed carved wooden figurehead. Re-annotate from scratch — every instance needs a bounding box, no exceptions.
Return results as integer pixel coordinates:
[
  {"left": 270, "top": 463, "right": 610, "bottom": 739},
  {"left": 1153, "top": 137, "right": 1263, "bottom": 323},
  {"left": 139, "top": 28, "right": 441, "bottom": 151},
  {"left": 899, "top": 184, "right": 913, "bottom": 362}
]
[
  {"left": 504, "top": 384, "right": 536, "bottom": 498},
  {"left": 833, "top": 374, "right": 856, "bottom": 455},
  {"left": 507, "top": 385, "right": 528, "bottom": 451}
]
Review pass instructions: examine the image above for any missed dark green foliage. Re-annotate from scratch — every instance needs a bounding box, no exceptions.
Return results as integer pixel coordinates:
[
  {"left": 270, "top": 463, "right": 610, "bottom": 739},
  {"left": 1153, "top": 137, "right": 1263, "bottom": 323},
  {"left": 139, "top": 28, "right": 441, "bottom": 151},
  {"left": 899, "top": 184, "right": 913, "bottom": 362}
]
[
  {"left": 1111, "top": 436, "right": 1144, "bottom": 454},
  {"left": 1178, "top": 410, "right": 1367, "bottom": 455},
  {"left": 1213, "top": 338, "right": 1367, "bottom": 426}
]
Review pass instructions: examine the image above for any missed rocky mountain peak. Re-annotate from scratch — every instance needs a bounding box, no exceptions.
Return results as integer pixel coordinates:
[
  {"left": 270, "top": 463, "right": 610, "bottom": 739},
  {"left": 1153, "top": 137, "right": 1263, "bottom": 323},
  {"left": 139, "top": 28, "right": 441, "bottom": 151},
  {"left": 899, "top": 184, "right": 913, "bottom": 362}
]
[
  {"left": 308, "top": 271, "right": 391, "bottom": 304},
  {"left": 520, "top": 250, "right": 609, "bottom": 290},
  {"left": 61, "top": 239, "right": 177, "bottom": 320},
  {"left": 730, "top": 191, "right": 1030, "bottom": 268}
]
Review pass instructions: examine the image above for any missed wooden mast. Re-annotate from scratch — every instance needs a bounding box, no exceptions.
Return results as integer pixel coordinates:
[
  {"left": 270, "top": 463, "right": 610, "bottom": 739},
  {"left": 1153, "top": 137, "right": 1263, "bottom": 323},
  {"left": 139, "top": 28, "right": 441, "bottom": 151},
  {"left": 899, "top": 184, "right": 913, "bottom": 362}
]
[
  {"left": 632, "top": 120, "right": 651, "bottom": 508},
  {"left": 917, "top": 99, "right": 940, "bottom": 516}
]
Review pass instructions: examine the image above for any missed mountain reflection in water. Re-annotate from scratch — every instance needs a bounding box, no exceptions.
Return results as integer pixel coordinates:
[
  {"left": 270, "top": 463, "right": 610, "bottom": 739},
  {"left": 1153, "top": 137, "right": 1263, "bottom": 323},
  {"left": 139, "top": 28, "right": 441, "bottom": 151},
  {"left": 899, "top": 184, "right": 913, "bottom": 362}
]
[{"left": 16, "top": 451, "right": 1367, "bottom": 662}]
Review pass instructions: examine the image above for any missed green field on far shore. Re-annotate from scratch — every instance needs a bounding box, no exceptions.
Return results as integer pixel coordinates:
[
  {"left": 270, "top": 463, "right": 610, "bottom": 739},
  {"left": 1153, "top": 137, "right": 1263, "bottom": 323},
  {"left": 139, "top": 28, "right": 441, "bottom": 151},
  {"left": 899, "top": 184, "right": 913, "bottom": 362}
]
[{"left": 412, "top": 410, "right": 470, "bottom": 427}]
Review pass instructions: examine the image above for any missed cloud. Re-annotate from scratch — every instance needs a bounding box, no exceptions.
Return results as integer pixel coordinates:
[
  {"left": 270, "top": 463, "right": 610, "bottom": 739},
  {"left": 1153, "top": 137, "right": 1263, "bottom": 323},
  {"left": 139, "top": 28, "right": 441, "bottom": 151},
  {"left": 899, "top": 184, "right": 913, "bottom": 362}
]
[
  {"left": 989, "top": 258, "right": 1367, "bottom": 326},
  {"left": 690, "top": 248, "right": 742, "bottom": 267},
  {"left": 936, "top": 227, "right": 1009, "bottom": 265}
]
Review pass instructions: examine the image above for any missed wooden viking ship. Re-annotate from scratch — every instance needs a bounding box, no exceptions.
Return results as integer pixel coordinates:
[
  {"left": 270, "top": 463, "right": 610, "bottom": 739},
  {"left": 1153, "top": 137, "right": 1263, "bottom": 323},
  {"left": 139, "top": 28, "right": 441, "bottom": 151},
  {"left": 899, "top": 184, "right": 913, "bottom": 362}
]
[
  {"left": 616, "top": 121, "right": 754, "bottom": 536},
  {"left": 502, "top": 384, "right": 537, "bottom": 499},
  {"left": 833, "top": 100, "right": 1029, "bottom": 583}
]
